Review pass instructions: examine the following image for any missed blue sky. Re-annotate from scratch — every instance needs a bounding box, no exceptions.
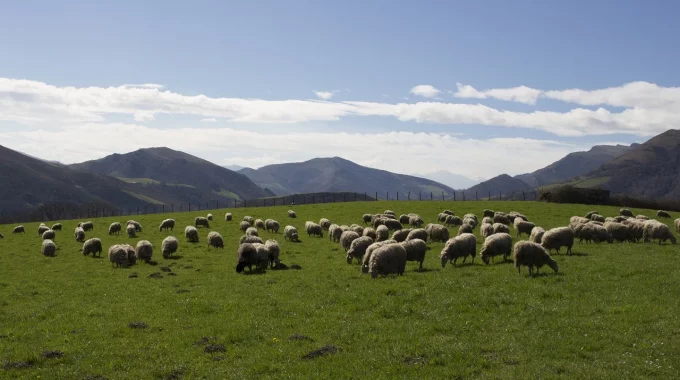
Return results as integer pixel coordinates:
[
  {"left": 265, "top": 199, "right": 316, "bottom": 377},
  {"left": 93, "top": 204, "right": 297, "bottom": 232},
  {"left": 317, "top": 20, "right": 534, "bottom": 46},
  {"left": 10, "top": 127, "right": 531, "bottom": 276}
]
[{"left": 1, "top": 0, "right": 679, "bottom": 180}]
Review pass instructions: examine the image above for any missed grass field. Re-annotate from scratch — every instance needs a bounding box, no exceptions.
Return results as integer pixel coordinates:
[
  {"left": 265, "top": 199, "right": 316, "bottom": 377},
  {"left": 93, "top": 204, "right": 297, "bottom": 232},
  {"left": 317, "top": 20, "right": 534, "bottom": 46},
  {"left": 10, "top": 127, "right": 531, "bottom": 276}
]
[{"left": 1, "top": 201, "right": 679, "bottom": 379}]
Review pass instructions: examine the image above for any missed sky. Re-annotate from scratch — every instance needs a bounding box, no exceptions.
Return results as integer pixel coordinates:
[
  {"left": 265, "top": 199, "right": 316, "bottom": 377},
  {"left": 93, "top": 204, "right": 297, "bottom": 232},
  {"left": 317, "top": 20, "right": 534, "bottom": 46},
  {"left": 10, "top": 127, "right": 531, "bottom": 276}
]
[{"left": 1, "top": 0, "right": 679, "bottom": 180}]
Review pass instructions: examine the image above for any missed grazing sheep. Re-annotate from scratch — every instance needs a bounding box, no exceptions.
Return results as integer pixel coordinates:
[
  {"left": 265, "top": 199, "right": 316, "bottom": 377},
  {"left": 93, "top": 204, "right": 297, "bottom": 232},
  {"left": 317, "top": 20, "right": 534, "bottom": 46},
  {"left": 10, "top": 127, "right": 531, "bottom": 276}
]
[
  {"left": 426, "top": 223, "right": 450, "bottom": 242},
  {"left": 246, "top": 227, "right": 259, "bottom": 237},
  {"left": 161, "top": 236, "right": 179, "bottom": 259},
  {"left": 621, "top": 219, "right": 645, "bottom": 243},
  {"left": 243, "top": 216, "right": 255, "bottom": 225},
  {"left": 437, "top": 213, "right": 448, "bottom": 223},
  {"left": 483, "top": 209, "right": 494, "bottom": 218},
  {"left": 445, "top": 215, "right": 462, "bottom": 227},
  {"left": 12, "top": 225, "right": 25, "bottom": 234},
  {"left": 362, "top": 214, "right": 372, "bottom": 224},
  {"left": 529, "top": 227, "right": 545, "bottom": 244},
  {"left": 642, "top": 220, "right": 677, "bottom": 245},
  {"left": 195, "top": 217, "right": 210, "bottom": 228},
  {"left": 361, "top": 240, "right": 398, "bottom": 273},
  {"left": 513, "top": 241, "right": 558, "bottom": 276},
  {"left": 82, "top": 238, "right": 102, "bottom": 257},
  {"left": 457, "top": 224, "right": 473, "bottom": 236},
  {"left": 38, "top": 224, "right": 49, "bottom": 236},
  {"left": 384, "top": 210, "right": 396, "bottom": 216},
  {"left": 482, "top": 217, "right": 493, "bottom": 225},
  {"left": 185, "top": 226, "right": 199, "bottom": 243},
  {"left": 604, "top": 222, "right": 633, "bottom": 243},
  {"left": 239, "top": 235, "right": 264, "bottom": 244},
  {"left": 288, "top": 210, "right": 297, "bottom": 218},
  {"left": 266, "top": 219, "right": 280, "bottom": 233},
  {"left": 480, "top": 233, "right": 513, "bottom": 264},
  {"left": 442, "top": 210, "right": 454, "bottom": 216},
  {"left": 605, "top": 217, "right": 617, "bottom": 223},
  {"left": 108, "top": 244, "right": 136, "bottom": 267},
  {"left": 368, "top": 244, "right": 407, "bottom": 278},
  {"left": 42, "top": 229, "right": 56, "bottom": 241},
  {"left": 126, "top": 220, "right": 142, "bottom": 232},
  {"left": 657, "top": 210, "right": 672, "bottom": 218},
  {"left": 108, "top": 222, "right": 121, "bottom": 236},
  {"left": 346, "top": 236, "right": 374, "bottom": 264},
  {"left": 406, "top": 228, "right": 428, "bottom": 242},
  {"left": 492, "top": 223, "right": 510, "bottom": 235},
  {"left": 51, "top": 223, "right": 62, "bottom": 231},
  {"left": 159, "top": 219, "right": 175, "bottom": 232},
  {"left": 41, "top": 239, "right": 56, "bottom": 257},
  {"left": 126, "top": 224, "right": 136, "bottom": 238},
  {"left": 382, "top": 219, "right": 403, "bottom": 231},
  {"left": 614, "top": 216, "right": 628, "bottom": 223},
  {"left": 340, "top": 231, "right": 361, "bottom": 252},
  {"left": 391, "top": 228, "right": 413, "bottom": 243},
  {"left": 225, "top": 213, "right": 233, "bottom": 221},
  {"left": 74, "top": 227, "right": 85, "bottom": 242},
  {"left": 319, "top": 218, "right": 331, "bottom": 230},
  {"left": 135, "top": 240, "right": 153, "bottom": 262},
  {"left": 81, "top": 222, "right": 94, "bottom": 231},
  {"left": 329, "top": 224, "right": 341, "bottom": 242},
  {"left": 372, "top": 217, "right": 387, "bottom": 229},
  {"left": 480, "top": 223, "right": 494, "bottom": 239},
  {"left": 206, "top": 214, "right": 213, "bottom": 221},
  {"left": 675, "top": 218, "right": 680, "bottom": 233},
  {"left": 463, "top": 213, "right": 478, "bottom": 222},
  {"left": 239, "top": 221, "right": 250, "bottom": 232},
  {"left": 541, "top": 227, "right": 574, "bottom": 255},
  {"left": 408, "top": 215, "right": 424, "bottom": 227},
  {"left": 376, "top": 225, "right": 389, "bottom": 242},
  {"left": 255, "top": 219, "right": 265, "bottom": 229},
  {"left": 508, "top": 212, "right": 527, "bottom": 222},
  {"left": 584, "top": 211, "right": 598, "bottom": 219},
  {"left": 350, "top": 224, "right": 364, "bottom": 235},
  {"left": 401, "top": 238, "right": 427, "bottom": 270},
  {"left": 570, "top": 216, "right": 590, "bottom": 226},
  {"left": 339, "top": 225, "right": 350, "bottom": 232},
  {"left": 399, "top": 214, "right": 410, "bottom": 224},
  {"left": 514, "top": 220, "right": 536, "bottom": 237},
  {"left": 620, "top": 208, "right": 634, "bottom": 217},
  {"left": 305, "top": 221, "right": 323, "bottom": 238},
  {"left": 590, "top": 214, "right": 606, "bottom": 223},
  {"left": 581, "top": 223, "right": 613, "bottom": 244},
  {"left": 362, "top": 227, "right": 377, "bottom": 240},
  {"left": 264, "top": 239, "right": 281, "bottom": 268},
  {"left": 440, "top": 233, "right": 476, "bottom": 267},
  {"left": 463, "top": 217, "right": 477, "bottom": 229},
  {"left": 636, "top": 215, "right": 649, "bottom": 220},
  {"left": 236, "top": 243, "right": 269, "bottom": 273},
  {"left": 284, "top": 226, "right": 299, "bottom": 242},
  {"left": 207, "top": 231, "right": 224, "bottom": 248},
  {"left": 493, "top": 214, "right": 511, "bottom": 225}
]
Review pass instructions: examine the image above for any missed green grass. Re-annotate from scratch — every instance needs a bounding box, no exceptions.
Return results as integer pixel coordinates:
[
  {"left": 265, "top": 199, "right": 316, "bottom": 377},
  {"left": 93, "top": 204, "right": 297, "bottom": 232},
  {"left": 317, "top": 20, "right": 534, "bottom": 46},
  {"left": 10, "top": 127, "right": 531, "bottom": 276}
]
[
  {"left": 117, "top": 177, "right": 162, "bottom": 185},
  {"left": 121, "top": 189, "right": 165, "bottom": 205},
  {"left": 573, "top": 176, "right": 611, "bottom": 188},
  {"left": 1, "top": 201, "right": 679, "bottom": 378},
  {"left": 212, "top": 189, "right": 241, "bottom": 201}
]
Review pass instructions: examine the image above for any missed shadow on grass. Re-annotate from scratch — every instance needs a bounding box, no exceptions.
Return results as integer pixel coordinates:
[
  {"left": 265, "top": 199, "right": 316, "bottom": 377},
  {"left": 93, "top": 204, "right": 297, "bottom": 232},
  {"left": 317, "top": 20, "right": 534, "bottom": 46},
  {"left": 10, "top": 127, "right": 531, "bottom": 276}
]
[
  {"left": 414, "top": 267, "right": 440, "bottom": 273},
  {"left": 164, "top": 255, "right": 184, "bottom": 260}
]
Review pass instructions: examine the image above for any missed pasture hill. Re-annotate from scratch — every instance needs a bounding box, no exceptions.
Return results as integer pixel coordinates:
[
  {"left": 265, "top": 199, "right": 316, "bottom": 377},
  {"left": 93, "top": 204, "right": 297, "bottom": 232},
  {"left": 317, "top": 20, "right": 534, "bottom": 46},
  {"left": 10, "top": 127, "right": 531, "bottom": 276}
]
[
  {"left": 70, "top": 147, "right": 273, "bottom": 203},
  {"left": 462, "top": 174, "right": 532, "bottom": 199},
  {"left": 239, "top": 157, "right": 456, "bottom": 197}
]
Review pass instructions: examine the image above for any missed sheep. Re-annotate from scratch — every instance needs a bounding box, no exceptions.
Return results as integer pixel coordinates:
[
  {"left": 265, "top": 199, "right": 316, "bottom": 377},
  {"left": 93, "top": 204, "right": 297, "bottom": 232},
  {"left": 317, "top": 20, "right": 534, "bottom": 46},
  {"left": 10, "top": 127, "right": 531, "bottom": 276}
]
[
  {"left": 185, "top": 226, "right": 199, "bottom": 243},
  {"left": 480, "top": 223, "right": 494, "bottom": 239},
  {"left": 243, "top": 216, "right": 255, "bottom": 225},
  {"left": 362, "top": 227, "right": 377, "bottom": 240},
  {"left": 463, "top": 217, "right": 477, "bottom": 229},
  {"left": 442, "top": 210, "right": 454, "bottom": 216},
  {"left": 340, "top": 231, "right": 361, "bottom": 252},
  {"left": 81, "top": 221, "right": 94, "bottom": 231},
  {"left": 457, "top": 224, "right": 473, "bottom": 236},
  {"left": 205, "top": 213, "right": 213, "bottom": 221},
  {"left": 580, "top": 223, "right": 613, "bottom": 244},
  {"left": 479, "top": 233, "right": 513, "bottom": 264},
  {"left": 483, "top": 209, "right": 494, "bottom": 218},
  {"left": 529, "top": 227, "right": 545, "bottom": 244},
  {"left": 675, "top": 218, "right": 680, "bottom": 233},
  {"left": 0, "top": 233, "right": 3, "bottom": 239},
  {"left": 605, "top": 217, "right": 617, "bottom": 223},
  {"left": 345, "top": 224, "right": 362, "bottom": 235},
  {"left": 375, "top": 225, "right": 389, "bottom": 242},
  {"left": 508, "top": 212, "right": 527, "bottom": 222},
  {"left": 38, "top": 224, "right": 49, "bottom": 236},
  {"left": 642, "top": 220, "right": 677, "bottom": 245},
  {"left": 383, "top": 219, "right": 403, "bottom": 231},
  {"left": 362, "top": 214, "right": 372, "bottom": 224},
  {"left": 108, "top": 244, "right": 136, "bottom": 267},
  {"left": 126, "top": 220, "right": 142, "bottom": 232},
  {"left": 157, "top": 236, "right": 178, "bottom": 259},
  {"left": 246, "top": 227, "right": 259, "bottom": 237},
  {"left": 74, "top": 227, "right": 85, "bottom": 242},
  {"left": 159, "top": 219, "right": 175, "bottom": 232},
  {"left": 319, "top": 218, "right": 331, "bottom": 230},
  {"left": 51, "top": 223, "right": 62, "bottom": 231},
  {"left": 657, "top": 210, "right": 672, "bottom": 218},
  {"left": 239, "top": 221, "right": 250, "bottom": 232},
  {"left": 445, "top": 215, "right": 462, "bottom": 227},
  {"left": 372, "top": 217, "right": 387, "bottom": 229},
  {"left": 264, "top": 239, "right": 281, "bottom": 268},
  {"left": 620, "top": 208, "right": 634, "bottom": 217},
  {"left": 288, "top": 210, "right": 297, "bottom": 218},
  {"left": 440, "top": 233, "right": 476, "bottom": 267},
  {"left": 399, "top": 214, "right": 410, "bottom": 224},
  {"left": 426, "top": 223, "right": 450, "bottom": 242},
  {"left": 266, "top": 219, "right": 280, "bottom": 233},
  {"left": 383, "top": 210, "right": 396, "bottom": 216},
  {"left": 346, "top": 236, "right": 374, "bottom": 264},
  {"left": 368, "top": 244, "right": 407, "bottom": 278},
  {"left": 41, "top": 239, "right": 56, "bottom": 257},
  {"left": 126, "top": 224, "right": 136, "bottom": 238},
  {"left": 514, "top": 220, "right": 536, "bottom": 237},
  {"left": 239, "top": 235, "right": 264, "bottom": 244},
  {"left": 195, "top": 217, "right": 210, "bottom": 228},
  {"left": 225, "top": 213, "right": 233, "bottom": 221},
  {"left": 584, "top": 211, "right": 598, "bottom": 219},
  {"left": 513, "top": 241, "right": 558, "bottom": 276},
  {"left": 255, "top": 219, "right": 265, "bottom": 229},
  {"left": 361, "top": 240, "right": 398, "bottom": 273},
  {"left": 604, "top": 222, "right": 633, "bottom": 243},
  {"left": 305, "top": 221, "right": 323, "bottom": 238},
  {"left": 636, "top": 215, "right": 649, "bottom": 220},
  {"left": 329, "top": 224, "right": 341, "bottom": 242},
  {"left": 482, "top": 215, "right": 492, "bottom": 225},
  {"left": 406, "top": 228, "right": 428, "bottom": 242},
  {"left": 437, "top": 213, "right": 448, "bottom": 222},
  {"left": 236, "top": 243, "right": 269, "bottom": 273},
  {"left": 492, "top": 223, "right": 510, "bottom": 235},
  {"left": 541, "top": 227, "right": 574, "bottom": 255},
  {"left": 82, "top": 238, "right": 102, "bottom": 257},
  {"left": 408, "top": 215, "right": 424, "bottom": 227},
  {"left": 12, "top": 225, "right": 25, "bottom": 234},
  {"left": 590, "top": 214, "right": 606, "bottom": 223},
  {"left": 284, "top": 226, "right": 299, "bottom": 242},
  {"left": 493, "top": 214, "right": 511, "bottom": 225},
  {"left": 135, "top": 240, "right": 153, "bottom": 262},
  {"left": 42, "top": 229, "right": 56, "bottom": 241},
  {"left": 339, "top": 225, "right": 350, "bottom": 232},
  {"left": 569, "top": 216, "right": 590, "bottom": 226},
  {"left": 107, "top": 222, "right": 121, "bottom": 236},
  {"left": 614, "top": 216, "right": 628, "bottom": 223},
  {"left": 207, "top": 231, "right": 224, "bottom": 248},
  {"left": 391, "top": 228, "right": 413, "bottom": 243},
  {"left": 463, "top": 213, "right": 478, "bottom": 222},
  {"left": 401, "top": 238, "right": 427, "bottom": 270}
]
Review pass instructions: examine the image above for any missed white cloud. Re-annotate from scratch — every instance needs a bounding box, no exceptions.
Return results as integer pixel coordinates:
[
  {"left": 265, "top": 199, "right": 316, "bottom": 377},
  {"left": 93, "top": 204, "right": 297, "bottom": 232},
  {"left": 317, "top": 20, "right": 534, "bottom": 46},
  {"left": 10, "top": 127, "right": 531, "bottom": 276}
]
[
  {"left": 314, "top": 91, "right": 334, "bottom": 100},
  {"left": 122, "top": 83, "right": 165, "bottom": 90},
  {"left": 200, "top": 118, "right": 217, "bottom": 123},
  {"left": 543, "top": 81, "right": 680, "bottom": 109},
  {"left": 410, "top": 85, "right": 440, "bottom": 98},
  {"left": 133, "top": 111, "right": 155, "bottom": 122},
  {"left": 453, "top": 83, "right": 542, "bottom": 105}
]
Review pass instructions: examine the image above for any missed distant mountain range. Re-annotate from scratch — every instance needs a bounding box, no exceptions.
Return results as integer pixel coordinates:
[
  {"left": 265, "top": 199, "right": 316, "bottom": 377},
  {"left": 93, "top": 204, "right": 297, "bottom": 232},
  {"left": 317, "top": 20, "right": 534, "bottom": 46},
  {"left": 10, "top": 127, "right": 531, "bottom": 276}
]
[
  {"left": 417, "top": 170, "right": 482, "bottom": 190},
  {"left": 224, "top": 164, "right": 247, "bottom": 171}
]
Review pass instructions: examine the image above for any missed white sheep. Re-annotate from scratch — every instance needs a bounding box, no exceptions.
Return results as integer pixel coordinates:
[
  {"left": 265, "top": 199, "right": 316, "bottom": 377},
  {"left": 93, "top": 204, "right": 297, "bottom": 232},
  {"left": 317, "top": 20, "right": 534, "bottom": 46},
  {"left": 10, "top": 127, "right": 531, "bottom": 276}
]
[
  {"left": 479, "top": 233, "right": 512, "bottom": 264},
  {"left": 401, "top": 238, "right": 427, "bottom": 270},
  {"left": 426, "top": 223, "right": 450, "bottom": 242},
  {"left": 41, "top": 239, "right": 56, "bottom": 257},
  {"left": 492, "top": 223, "right": 510, "bottom": 235},
  {"left": 159, "top": 219, "right": 175, "bottom": 232},
  {"left": 362, "top": 214, "right": 372, "bottom": 224},
  {"left": 361, "top": 240, "right": 398, "bottom": 273},
  {"left": 82, "top": 238, "right": 102, "bottom": 257},
  {"left": 74, "top": 227, "right": 85, "bottom": 242},
  {"left": 266, "top": 219, "right": 280, "bottom": 233},
  {"left": 51, "top": 223, "right": 62, "bottom": 231},
  {"left": 329, "top": 224, "right": 341, "bottom": 242},
  {"left": 657, "top": 210, "right": 672, "bottom": 218},
  {"left": 284, "top": 226, "right": 299, "bottom": 242},
  {"left": 319, "top": 218, "right": 331, "bottom": 230},
  {"left": 514, "top": 241, "right": 558, "bottom": 276},
  {"left": 108, "top": 222, "right": 121, "bottom": 236},
  {"left": 207, "top": 231, "right": 224, "bottom": 248},
  {"left": 340, "top": 231, "right": 361, "bottom": 252},
  {"left": 135, "top": 240, "right": 153, "bottom": 262},
  {"left": 604, "top": 222, "right": 633, "bottom": 243},
  {"left": 445, "top": 215, "right": 462, "bottom": 227},
  {"left": 42, "top": 229, "right": 56, "bottom": 241},
  {"left": 479, "top": 223, "right": 493, "bottom": 239},
  {"left": 620, "top": 208, "right": 634, "bottom": 217},
  {"left": 239, "top": 235, "right": 264, "bottom": 244},
  {"left": 225, "top": 212, "right": 233, "bottom": 221},
  {"left": 408, "top": 215, "right": 424, "bottom": 227},
  {"left": 529, "top": 226, "right": 545, "bottom": 244},
  {"left": 457, "top": 224, "right": 473, "bottom": 236},
  {"left": 362, "top": 227, "right": 377, "bottom": 240},
  {"left": 239, "top": 221, "right": 250, "bottom": 232},
  {"left": 391, "top": 228, "right": 413, "bottom": 243},
  {"left": 126, "top": 224, "right": 136, "bottom": 238},
  {"left": 406, "top": 228, "right": 428, "bottom": 242},
  {"left": 440, "top": 233, "right": 476, "bottom": 267},
  {"left": 185, "top": 226, "right": 199, "bottom": 243},
  {"left": 513, "top": 220, "right": 536, "bottom": 237},
  {"left": 675, "top": 218, "right": 680, "bottom": 233},
  {"left": 126, "top": 220, "right": 142, "bottom": 232},
  {"left": 368, "top": 244, "right": 407, "bottom": 278},
  {"left": 81, "top": 221, "right": 94, "bottom": 231},
  {"left": 264, "top": 239, "right": 281, "bottom": 268},
  {"left": 195, "top": 217, "right": 210, "bottom": 228},
  {"left": 346, "top": 236, "right": 374, "bottom": 264},
  {"left": 108, "top": 244, "right": 136, "bottom": 267},
  {"left": 590, "top": 214, "right": 606, "bottom": 223},
  {"left": 12, "top": 225, "right": 25, "bottom": 234},
  {"left": 349, "top": 224, "right": 364, "bottom": 235},
  {"left": 642, "top": 220, "right": 677, "bottom": 245},
  {"left": 243, "top": 216, "right": 255, "bottom": 225},
  {"left": 541, "top": 227, "right": 574, "bottom": 255},
  {"left": 305, "top": 221, "right": 323, "bottom": 238},
  {"left": 246, "top": 227, "right": 259, "bottom": 237},
  {"left": 162, "top": 236, "right": 179, "bottom": 259},
  {"left": 375, "top": 225, "right": 389, "bottom": 242},
  {"left": 236, "top": 243, "right": 268, "bottom": 273},
  {"left": 493, "top": 214, "right": 511, "bottom": 225},
  {"left": 288, "top": 210, "right": 297, "bottom": 218},
  {"left": 483, "top": 209, "right": 494, "bottom": 218},
  {"left": 255, "top": 219, "right": 266, "bottom": 229},
  {"left": 207, "top": 213, "right": 214, "bottom": 221},
  {"left": 399, "top": 214, "right": 411, "bottom": 225}
]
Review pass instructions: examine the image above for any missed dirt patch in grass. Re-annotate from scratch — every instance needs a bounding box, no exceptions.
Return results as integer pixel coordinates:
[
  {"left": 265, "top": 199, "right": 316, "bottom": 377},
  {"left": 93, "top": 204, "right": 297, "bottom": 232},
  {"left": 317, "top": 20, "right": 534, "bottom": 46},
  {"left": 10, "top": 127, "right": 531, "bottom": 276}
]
[
  {"left": 204, "top": 344, "right": 226, "bottom": 353},
  {"left": 160, "top": 266, "right": 172, "bottom": 272},
  {"left": 176, "top": 289, "right": 190, "bottom": 294},
  {"left": 2, "top": 360, "right": 34, "bottom": 370},
  {"left": 302, "top": 344, "right": 339, "bottom": 359},
  {"left": 167, "top": 272, "right": 177, "bottom": 276},
  {"left": 290, "top": 264, "right": 302, "bottom": 270},
  {"left": 288, "top": 334, "right": 314, "bottom": 342},
  {"left": 41, "top": 350, "right": 64, "bottom": 359},
  {"left": 128, "top": 273, "right": 138, "bottom": 278},
  {"left": 403, "top": 355, "right": 426, "bottom": 365},
  {"left": 128, "top": 322, "right": 148, "bottom": 329},
  {"left": 183, "top": 265, "right": 193, "bottom": 269},
  {"left": 148, "top": 272, "right": 163, "bottom": 279},
  {"left": 163, "top": 369, "right": 184, "bottom": 379},
  {"left": 194, "top": 337, "right": 210, "bottom": 346}
]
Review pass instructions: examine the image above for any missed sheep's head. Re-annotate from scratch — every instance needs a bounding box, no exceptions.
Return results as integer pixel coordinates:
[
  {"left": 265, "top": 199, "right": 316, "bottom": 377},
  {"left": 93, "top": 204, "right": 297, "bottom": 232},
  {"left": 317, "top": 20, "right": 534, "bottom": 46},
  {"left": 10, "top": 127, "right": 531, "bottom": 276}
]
[
  {"left": 236, "top": 263, "right": 247, "bottom": 273},
  {"left": 547, "top": 258, "right": 559, "bottom": 273},
  {"left": 346, "top": 254, "right": 353, "bottom": 265},
  {"left": 361, "top": 265, "right": 369, "bottom": 274},
  {"left": 440, "top": 254, "right": 448, "bottom": 268},
  {"left": 670, "top": 235, "right": 677, "bottom": 245}
]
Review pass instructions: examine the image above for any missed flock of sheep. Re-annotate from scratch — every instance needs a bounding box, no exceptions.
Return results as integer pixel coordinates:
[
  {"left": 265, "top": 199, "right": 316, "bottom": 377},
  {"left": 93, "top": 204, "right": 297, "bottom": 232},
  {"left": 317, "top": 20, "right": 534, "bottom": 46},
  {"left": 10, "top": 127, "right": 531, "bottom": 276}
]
[{"left": 3, "top": 206, "right": 676, "bottom": 278}]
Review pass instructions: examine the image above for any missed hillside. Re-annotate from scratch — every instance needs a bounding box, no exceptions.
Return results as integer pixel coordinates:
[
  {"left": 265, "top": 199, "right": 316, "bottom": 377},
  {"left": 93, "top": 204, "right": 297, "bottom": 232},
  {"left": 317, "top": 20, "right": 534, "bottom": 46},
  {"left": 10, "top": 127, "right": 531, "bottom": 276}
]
[
  {"left": 516, "top": 144, "right": 633, "bottom": 187},
  {"left": 71, "top": 147, "right": 272, "bottom": 202},
  {"left": 462, "top": 174, "right": 532, "bottom": 199},
  {"left": 418, "top": 170, "right": 482, "bottom": 190},
  {"left": 240, "top": 157, "right": 455, "bottom": 197}
]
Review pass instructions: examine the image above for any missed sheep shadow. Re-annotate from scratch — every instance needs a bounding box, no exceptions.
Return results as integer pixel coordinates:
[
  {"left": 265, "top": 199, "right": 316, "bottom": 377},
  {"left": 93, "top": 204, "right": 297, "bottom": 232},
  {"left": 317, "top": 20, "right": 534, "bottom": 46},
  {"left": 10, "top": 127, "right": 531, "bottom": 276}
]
[
  {"left": 164, "top": 255, "right": 184, "bottom": 260},
  {"left": 241, "top": 270, "right": 267, "bottom": 276},
  {"left": 413, "top": 267, "right": 440, "bottom": 273}
]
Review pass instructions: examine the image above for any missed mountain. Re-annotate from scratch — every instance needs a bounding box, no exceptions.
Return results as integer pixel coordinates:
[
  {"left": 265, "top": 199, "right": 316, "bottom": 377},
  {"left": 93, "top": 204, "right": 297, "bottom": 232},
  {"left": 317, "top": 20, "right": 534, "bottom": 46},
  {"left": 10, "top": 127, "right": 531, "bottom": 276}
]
[
  {"left": 70, "top": 147, "right": 272, "bottom": 202},
  {"left": 418, "top": 170, "right": 482, "bottom": 190},
  {"left": 462, "top": 174, "right": 532, "bottom": 199},
  {"left": 239, "top": 157, "right": 455, "bottom": 197},
  {"left": 579, "top": 130, "right": 680, "bottom": 199},
  {"left": 224, "top": 164, "right": 247, "bottom": 171},
  {"left": 516, "top": 144, "right": 633, "bottom": 187}
]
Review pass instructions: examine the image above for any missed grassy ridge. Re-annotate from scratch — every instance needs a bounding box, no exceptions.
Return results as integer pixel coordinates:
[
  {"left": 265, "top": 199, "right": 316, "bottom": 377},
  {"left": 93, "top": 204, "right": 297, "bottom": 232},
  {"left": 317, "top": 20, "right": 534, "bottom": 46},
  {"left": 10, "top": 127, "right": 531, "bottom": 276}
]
[{"left": 0, "top": 201, "right": 679, "bottom": 378}]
